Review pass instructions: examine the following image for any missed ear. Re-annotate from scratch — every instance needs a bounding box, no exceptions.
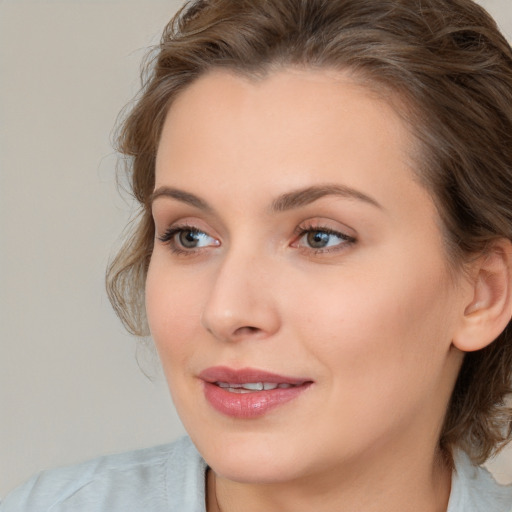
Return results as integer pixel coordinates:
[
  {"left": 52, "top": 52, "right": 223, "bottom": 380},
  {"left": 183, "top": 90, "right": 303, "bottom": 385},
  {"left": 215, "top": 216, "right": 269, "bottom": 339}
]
[{"left": 453, "top": 239, "right": 512, "bottom": 352}]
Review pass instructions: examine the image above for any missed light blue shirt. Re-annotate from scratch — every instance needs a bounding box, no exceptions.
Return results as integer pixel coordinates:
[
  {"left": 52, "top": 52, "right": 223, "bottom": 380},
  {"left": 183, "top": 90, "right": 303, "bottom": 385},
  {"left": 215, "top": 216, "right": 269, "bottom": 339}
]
[{"left": 2, "top": 436, "right": 511, "bottom": 511}]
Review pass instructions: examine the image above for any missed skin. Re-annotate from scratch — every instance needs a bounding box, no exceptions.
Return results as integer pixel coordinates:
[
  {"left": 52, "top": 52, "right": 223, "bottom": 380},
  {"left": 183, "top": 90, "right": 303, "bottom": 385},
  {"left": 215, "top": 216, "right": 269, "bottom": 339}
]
[{"left": 146, "top": 68, "right": 475, "bottom": 512}]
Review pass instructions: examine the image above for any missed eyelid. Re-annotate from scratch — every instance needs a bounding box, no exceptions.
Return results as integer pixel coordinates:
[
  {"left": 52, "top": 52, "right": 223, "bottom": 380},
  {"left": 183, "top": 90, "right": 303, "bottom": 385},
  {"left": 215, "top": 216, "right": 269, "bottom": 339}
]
[
  {"left": 154, "top": 215, "right": 218, "bottom": 241},
  {"left": 293, "top": 218, "right": 357, "bottom": 238},
  {"left": 158, "top": 224, "right": 204, "bottom": 242}
]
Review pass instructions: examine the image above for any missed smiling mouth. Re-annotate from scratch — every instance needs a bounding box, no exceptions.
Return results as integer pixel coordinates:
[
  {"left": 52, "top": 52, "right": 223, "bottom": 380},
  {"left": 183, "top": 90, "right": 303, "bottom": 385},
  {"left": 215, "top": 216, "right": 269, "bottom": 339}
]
[{"left": 200, "top": 367, "right": 313, "bottom": 418}]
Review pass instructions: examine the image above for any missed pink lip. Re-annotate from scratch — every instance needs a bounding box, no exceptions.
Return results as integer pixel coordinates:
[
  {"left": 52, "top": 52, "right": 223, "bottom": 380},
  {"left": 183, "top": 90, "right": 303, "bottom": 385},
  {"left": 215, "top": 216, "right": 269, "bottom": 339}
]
[{"left": 199, "top": 366, "right": 313, "bottom": 419}]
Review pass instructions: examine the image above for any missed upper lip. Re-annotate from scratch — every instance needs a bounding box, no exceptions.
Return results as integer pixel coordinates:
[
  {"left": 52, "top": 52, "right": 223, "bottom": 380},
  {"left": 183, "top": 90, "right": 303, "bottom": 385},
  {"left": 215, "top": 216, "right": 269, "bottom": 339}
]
[{"left": 199, "top": 366, "right": 312, "bottom": 385}]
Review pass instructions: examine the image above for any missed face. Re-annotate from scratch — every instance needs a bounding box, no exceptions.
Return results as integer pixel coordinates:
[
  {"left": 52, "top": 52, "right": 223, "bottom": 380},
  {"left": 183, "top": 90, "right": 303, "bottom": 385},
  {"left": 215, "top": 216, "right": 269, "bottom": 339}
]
[{"left": 147, "top": 68, "right": 466, "bottom": 484}]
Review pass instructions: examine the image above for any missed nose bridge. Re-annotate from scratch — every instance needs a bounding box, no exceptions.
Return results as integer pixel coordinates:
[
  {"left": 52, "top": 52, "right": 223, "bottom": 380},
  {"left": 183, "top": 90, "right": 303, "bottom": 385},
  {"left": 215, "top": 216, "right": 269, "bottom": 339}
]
[{"left": 201, "top": 242, "right": 280, "bottom": 341}]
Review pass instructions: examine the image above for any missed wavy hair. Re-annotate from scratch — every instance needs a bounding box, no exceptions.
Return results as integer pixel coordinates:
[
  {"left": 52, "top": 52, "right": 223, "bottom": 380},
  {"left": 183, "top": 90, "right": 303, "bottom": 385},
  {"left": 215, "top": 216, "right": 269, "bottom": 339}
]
[{"left": 107, "top": 0, "right": 512, "bottom": 464}]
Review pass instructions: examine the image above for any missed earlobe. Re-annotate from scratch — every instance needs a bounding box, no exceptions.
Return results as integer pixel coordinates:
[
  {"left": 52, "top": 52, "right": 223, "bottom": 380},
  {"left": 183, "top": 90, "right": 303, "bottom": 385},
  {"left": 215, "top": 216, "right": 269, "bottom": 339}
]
[{"left": 453, "top": 239, "right": 512, "bottom": 352}]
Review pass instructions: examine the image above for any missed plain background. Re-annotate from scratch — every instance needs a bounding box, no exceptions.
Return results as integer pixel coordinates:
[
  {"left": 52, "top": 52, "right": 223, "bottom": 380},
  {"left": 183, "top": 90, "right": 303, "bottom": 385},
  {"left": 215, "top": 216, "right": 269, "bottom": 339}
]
[{"left": 1, "top": 0, "right": 512, "bottom": 499}]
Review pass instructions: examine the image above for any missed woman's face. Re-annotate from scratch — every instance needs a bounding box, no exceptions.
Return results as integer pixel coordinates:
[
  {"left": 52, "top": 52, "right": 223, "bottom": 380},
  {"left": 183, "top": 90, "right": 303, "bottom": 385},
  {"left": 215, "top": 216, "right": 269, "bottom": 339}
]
[{"left": 147, "top": 68, "right": 467, "bottom": 483}]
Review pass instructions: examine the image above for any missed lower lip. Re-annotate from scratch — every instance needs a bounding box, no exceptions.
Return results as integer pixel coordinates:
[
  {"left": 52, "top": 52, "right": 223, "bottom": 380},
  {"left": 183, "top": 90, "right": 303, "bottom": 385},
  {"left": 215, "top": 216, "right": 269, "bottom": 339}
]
[{"left": 203, "top": 382, "right": 311, "bottom": 419}]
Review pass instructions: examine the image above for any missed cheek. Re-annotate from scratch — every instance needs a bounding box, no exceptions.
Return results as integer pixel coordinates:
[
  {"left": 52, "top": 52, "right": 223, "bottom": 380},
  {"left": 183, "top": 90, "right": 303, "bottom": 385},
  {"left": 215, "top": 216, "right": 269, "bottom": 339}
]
[
  {"left": 290, "top": 255, "right": 457, "bottom": 397},
  {"left": 145, "top": 256, "right": 205, "bottom": 369}
]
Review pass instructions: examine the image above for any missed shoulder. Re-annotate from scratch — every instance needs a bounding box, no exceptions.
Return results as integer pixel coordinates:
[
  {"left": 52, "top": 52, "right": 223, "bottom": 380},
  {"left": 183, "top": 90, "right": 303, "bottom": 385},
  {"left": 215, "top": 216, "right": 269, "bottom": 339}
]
[
  {"left": 0, "top": 436, "right": 207, "bottom": 512},
  {"left": 448, "top": 451, "right": 512, "bottom": 512}
]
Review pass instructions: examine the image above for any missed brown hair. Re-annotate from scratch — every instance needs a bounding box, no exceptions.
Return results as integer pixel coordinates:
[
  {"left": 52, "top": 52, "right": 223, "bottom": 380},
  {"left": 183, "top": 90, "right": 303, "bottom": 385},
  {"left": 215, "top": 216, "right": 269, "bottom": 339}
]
[{"left": 108, "top": 0, "right": 512, "bottom": 464}]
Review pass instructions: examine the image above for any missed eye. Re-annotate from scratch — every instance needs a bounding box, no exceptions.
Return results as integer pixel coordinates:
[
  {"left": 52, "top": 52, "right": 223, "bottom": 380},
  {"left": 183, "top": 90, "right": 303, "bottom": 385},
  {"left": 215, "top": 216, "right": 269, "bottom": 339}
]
[
  {"left": 303, "top": 230, "right": 339, "bottom": 249},
  {"left": 158, "top": 225, "right": 219, "bottom": 253},
  {"left": 293, "top": 226, "right": 356, "bottom": 252},
  {"left": 176, "top": 229, "right": 213, "bottom": 249}
]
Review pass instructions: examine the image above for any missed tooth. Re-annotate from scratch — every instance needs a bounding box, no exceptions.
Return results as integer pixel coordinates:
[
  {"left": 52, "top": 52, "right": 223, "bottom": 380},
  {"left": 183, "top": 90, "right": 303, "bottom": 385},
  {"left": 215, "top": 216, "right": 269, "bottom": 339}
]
[
  {"left": 227, "top": 388, "right": 252, "bottom": 394},
  {"left": 241, "top": 382, "right": 264, "bottom": 391},
  {"left": 216, "top": 381, "right": 295, "bottom": 392},
  {"left": 217, "top": 382, "right": 243, "bottom": 389}
]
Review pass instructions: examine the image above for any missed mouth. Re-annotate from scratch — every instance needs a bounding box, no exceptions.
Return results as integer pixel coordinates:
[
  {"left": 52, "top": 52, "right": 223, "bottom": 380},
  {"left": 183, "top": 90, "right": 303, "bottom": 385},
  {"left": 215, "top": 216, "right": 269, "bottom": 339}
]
[{"left": 199, "top": 366, "right": 313, "bottom": 418}]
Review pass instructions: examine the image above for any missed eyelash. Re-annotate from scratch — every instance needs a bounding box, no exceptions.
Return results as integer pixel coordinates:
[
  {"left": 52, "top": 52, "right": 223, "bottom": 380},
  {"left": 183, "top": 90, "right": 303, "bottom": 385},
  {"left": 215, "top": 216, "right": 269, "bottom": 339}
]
[{"left": 157, "top": 223, "right": 356, "bottom": 255}]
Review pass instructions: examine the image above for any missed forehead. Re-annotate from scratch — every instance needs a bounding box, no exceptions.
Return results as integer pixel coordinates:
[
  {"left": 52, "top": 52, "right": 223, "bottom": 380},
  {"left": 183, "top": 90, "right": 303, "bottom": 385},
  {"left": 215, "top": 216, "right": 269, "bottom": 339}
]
[
  {"left": 159, "top": 67, "right": 409, "bottom": 141},
  {"left": 158, "top": 68, "right": 414, "bottom": 172},
  {"left": 157, "top": 68, "right": 423, "bottom": 202}
]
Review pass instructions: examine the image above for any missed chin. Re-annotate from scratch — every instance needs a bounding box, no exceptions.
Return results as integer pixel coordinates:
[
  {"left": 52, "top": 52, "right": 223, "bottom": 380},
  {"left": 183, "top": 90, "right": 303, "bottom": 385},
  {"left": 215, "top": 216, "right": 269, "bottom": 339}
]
[
  {"left": 191, "top": 428, "right": 311, "bottom": 484},
  {"left": 211, "top": 454, "right": 304, "bottom": 485}
]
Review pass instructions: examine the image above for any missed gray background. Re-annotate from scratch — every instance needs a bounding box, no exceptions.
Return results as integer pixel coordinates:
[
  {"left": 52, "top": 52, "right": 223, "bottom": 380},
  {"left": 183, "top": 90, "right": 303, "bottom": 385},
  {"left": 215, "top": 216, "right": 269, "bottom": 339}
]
[{"left": 1, "top": 0, "right": 511, "bottom": 498}]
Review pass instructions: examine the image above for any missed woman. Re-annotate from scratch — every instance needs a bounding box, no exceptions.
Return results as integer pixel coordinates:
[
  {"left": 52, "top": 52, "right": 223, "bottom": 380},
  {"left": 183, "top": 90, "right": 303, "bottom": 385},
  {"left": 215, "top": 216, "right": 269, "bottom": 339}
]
[{"left": 3, "top": 0, "right": 512, "bottom": 510}]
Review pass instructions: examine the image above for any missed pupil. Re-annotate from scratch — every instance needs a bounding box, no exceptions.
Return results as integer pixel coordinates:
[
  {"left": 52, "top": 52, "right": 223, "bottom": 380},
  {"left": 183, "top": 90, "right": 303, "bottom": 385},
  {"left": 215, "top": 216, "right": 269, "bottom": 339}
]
[
  {"left": 307, "top": 231, "right": 329, "bottom": 248},
  {"left": 179, "top": 230, "right": 199, "bottom": 248}
]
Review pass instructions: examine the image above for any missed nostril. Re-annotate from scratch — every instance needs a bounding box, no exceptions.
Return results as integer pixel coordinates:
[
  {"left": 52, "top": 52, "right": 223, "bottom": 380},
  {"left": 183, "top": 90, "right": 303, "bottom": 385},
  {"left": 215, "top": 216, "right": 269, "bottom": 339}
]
[{"left": 233, "top": 326, "right": 261, "bottom": 336}]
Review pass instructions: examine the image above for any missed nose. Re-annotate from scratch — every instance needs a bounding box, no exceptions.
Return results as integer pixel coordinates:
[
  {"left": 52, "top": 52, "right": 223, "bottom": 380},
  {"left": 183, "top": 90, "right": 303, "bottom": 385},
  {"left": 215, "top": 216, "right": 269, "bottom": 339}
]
[{"left": 200, "top": 248, "right": 281, "bottom": 342}]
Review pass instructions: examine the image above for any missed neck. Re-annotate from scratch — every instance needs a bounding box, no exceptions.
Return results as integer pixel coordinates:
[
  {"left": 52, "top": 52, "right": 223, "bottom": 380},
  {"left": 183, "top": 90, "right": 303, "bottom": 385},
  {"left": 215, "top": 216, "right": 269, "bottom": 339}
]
[{"left": 206, "top": 444, "right": 452, "bottom": 512}]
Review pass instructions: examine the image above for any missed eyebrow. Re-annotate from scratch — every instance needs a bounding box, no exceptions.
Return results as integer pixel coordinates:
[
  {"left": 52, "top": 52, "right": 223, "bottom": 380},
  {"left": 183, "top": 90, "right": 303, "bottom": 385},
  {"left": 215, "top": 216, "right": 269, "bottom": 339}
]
[
  {"left": 150, "top": 183, "right": 383, "bottom": 212},
  {"left": 270, "top": 184, "right": 383, "bottom": 212},
  {"left": 150, "top": 187, "right": 213, "bottom": 212}
]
